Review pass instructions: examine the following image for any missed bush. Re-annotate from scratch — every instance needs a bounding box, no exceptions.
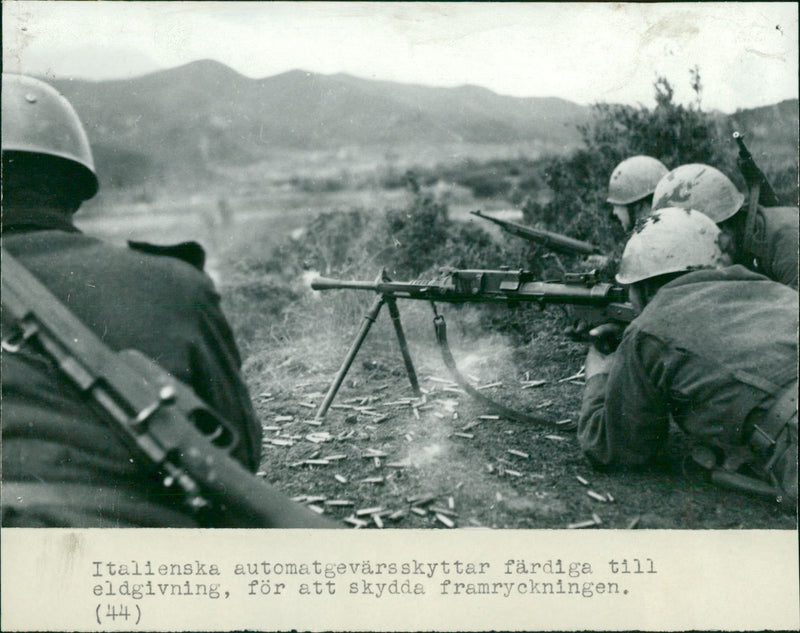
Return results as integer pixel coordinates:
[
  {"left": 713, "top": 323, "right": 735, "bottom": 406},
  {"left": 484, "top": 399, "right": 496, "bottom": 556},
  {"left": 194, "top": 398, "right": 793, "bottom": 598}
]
[
  {"left": 263, "top": 209, "right": 385, "bottom": 277},
  {"left": 382, "top": 194, "right": 451, "bottom": 276},
  {"left": 256, "top": 187, "right": 512, "bottom": 282},
  {"left": 221, "top": 278, "right": 300, "bottom": 355},
  {"left": 768, "top": 161, "right": 800, "bottom": 207}
]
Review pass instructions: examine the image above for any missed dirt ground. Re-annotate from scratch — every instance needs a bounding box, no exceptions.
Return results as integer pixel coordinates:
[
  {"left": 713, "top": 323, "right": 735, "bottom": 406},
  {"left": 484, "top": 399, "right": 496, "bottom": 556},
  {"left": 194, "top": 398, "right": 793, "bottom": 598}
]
[
  {"left": 79, "top": 189, "right": 795, "bottom": 531},
  {"left": 247, "top": 324, "right": 796, "bottom": 531}
]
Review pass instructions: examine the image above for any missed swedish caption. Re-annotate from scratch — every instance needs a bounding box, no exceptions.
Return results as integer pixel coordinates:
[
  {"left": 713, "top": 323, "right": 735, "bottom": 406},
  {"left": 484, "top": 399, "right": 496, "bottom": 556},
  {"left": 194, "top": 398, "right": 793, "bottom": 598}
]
[{"left": 89, "top": 556, "right": 657, "bottom": 624}]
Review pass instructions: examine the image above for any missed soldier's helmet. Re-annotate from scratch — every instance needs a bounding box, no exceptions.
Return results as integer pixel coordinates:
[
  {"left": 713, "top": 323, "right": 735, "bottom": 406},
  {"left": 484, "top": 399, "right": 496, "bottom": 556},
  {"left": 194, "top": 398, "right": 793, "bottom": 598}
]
[
  {"left": 606, "top": 156, "right": 668, "bottom": 205},
  {"left": 616, "top": 207, "right": 725, "bottom": 285},
  {"left": 651, "top": 163, "right": 744, "bottom": 224},
  {"left": 1, "top": 73, "right": 99, "bottom": 200}
]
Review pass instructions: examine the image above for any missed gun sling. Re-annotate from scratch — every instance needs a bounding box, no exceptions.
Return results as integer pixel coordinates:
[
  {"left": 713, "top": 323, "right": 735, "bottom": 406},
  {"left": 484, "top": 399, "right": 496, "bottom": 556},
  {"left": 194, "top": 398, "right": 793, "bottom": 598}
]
[{"left": 431, "top": 304, "right": 576, "bottom": 430}]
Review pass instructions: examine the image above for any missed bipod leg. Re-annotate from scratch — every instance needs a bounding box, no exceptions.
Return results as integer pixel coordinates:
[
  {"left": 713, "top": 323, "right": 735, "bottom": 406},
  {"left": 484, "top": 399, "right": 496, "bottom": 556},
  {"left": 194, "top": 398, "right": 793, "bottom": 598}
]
[
  {"left": 315, "top": 295, "right": 385, "bottom": 420},
  {"left": 385, "top": 297, "right": 421, "bottom": 396}
]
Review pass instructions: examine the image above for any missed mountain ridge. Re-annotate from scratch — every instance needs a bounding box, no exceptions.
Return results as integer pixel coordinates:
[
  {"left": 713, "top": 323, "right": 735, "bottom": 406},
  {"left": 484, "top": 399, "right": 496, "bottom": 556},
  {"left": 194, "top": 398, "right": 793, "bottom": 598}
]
[
  {"left": 48, "top": 59, "right": 590, "bottom": 152},
  {"left": 40, "top": 60, "right": 796, "bottom": 187}
]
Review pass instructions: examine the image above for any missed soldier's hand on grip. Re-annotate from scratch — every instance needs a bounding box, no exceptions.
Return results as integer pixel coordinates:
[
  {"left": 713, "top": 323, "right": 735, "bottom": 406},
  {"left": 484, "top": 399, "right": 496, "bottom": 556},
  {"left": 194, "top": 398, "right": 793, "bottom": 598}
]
[{"left": 588, "top": 322, "right": 625, "bottom": 355}]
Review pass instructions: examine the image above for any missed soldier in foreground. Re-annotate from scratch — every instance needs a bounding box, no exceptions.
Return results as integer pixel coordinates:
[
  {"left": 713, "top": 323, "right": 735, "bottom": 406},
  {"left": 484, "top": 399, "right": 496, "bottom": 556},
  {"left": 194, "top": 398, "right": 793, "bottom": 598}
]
[
  {"left": 578, "top": 207, "right": 797, "bottom": 509},
  {"left": 605, "top": 156, "right": 668, "bottom": 232},
  {"left": 1, "top": 74, "right": 334, "bottom": 528},
  {"left": 651, "top": 163, "right": 798, "bottom": 289}
]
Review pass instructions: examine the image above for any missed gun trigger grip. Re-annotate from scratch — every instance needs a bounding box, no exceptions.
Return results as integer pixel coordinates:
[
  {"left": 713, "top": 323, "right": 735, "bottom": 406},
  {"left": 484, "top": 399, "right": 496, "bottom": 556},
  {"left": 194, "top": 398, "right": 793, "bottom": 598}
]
[{"left": 1, "top": 318, "right": 40, "bottom": 353}]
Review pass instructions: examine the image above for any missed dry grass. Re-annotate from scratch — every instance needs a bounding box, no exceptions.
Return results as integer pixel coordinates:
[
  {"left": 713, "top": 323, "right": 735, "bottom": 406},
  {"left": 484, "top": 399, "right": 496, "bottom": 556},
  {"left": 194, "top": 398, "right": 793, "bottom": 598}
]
[{"left": 75, "top": 166, "right": 796, "bottom": 530}]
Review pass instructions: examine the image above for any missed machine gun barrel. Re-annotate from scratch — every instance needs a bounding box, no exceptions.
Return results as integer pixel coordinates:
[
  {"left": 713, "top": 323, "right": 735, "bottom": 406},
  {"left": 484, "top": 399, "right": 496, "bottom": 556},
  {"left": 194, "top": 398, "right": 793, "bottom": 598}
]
[
  {"left": 311, "top": 278, "right": 380, "bottom": 292},
  {"left": 470, "top": 210, "right": 602, "bottom": 256}
]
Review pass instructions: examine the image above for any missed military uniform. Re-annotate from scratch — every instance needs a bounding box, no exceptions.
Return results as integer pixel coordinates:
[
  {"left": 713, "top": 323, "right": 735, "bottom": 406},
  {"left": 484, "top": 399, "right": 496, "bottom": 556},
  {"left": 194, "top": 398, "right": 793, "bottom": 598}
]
[
  {"left": 1, "top": 211, "right": 263, "bottom": 527},
  {"left": 579, "top": 265, "right": 797, "bottom": 503},
  {"left": 747, "top": 206, "right": 799, "bottom": 289}
]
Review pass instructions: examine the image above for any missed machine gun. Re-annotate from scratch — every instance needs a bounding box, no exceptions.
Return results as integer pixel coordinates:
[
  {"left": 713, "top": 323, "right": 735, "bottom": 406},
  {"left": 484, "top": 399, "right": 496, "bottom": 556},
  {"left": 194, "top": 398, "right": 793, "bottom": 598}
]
[
  {"left": 1, "top": 249, "right": 339, "bottom": 528},
  {"left": 470, "top": 210, "right": 603, "bottom": 256},
  {"left": 310, "top": 268, "right": 636, "bottom": 423}
]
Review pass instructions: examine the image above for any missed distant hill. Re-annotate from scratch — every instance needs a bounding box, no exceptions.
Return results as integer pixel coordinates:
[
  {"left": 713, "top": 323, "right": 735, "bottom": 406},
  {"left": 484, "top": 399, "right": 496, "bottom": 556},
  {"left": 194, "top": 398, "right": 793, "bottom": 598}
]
[
  {"left": 48, "top": 60, "right": 590, "bottom": 186},
  {"left": 44, "top": 60, "right": 797, "bottom": 189},
  {"left": 729, "top": 99, "right": 799, "bottom": 159}
]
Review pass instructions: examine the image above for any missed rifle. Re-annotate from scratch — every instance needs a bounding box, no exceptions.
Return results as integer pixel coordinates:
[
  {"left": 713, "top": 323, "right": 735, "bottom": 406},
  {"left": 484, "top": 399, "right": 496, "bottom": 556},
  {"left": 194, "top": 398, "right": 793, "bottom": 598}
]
[
  {"left": 470, "top": 210, "right": 603, "bottom": 256},
  {"left": 733, "top": 131, "right": 781, "bottom": 261},
  {"left": 310, "top": 268, "right": 636, "bottom": 421},
  {"left": 1, "top": 249, "right": 339, "bottom": 528},
  {"left": 733, "top": 132, "right": 779, "bottom": 207}
]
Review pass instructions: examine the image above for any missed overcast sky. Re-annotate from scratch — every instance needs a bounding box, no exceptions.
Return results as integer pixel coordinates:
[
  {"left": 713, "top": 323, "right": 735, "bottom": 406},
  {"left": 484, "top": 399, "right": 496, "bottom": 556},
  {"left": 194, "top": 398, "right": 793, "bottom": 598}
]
[{"left": 3, "top": 1, "right": 797, "bottom": 112}]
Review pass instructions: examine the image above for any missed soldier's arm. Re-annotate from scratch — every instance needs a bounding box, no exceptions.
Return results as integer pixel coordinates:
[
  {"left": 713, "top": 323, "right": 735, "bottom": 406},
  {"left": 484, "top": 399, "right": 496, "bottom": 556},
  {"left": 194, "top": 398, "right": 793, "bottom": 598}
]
[
  {"left": 758, "top": 206, "right": 799, "bottom": 290},
  {"left": 578, "top": 329, "right": 671, "bottom": 468},
  {"left": 190, "top": 279, "right": 263, "bottom": 472}
]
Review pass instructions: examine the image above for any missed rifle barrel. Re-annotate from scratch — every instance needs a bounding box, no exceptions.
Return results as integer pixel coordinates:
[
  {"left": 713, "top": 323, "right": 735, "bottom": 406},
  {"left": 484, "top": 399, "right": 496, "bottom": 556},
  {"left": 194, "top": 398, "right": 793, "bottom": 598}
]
[
  {"left": 470, "top": 210, "right": 601, "bottom": 256},
  {"left": 733, "top": 131, "right": 780, "bottom": 206},
  {"left": 733, "top": 131, "right": 749, "bottom": 155}
]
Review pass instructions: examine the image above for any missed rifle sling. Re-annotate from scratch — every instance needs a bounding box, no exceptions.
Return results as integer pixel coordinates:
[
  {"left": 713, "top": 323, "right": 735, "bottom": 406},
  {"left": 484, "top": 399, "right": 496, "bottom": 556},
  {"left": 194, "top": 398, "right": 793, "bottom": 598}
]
[
  {"left": 743, "top": 183, "right": 768, "bottom": 260},
  {"left": 431, "top": 308, "right": 576, "bottom": 431}
]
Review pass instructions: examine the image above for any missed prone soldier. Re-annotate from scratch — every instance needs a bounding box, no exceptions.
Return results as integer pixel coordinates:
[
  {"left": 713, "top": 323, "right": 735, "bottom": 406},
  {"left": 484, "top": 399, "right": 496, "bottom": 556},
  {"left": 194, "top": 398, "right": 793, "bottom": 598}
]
[{"left": 578, "top": 207, "right": 797, "bottom": 508}]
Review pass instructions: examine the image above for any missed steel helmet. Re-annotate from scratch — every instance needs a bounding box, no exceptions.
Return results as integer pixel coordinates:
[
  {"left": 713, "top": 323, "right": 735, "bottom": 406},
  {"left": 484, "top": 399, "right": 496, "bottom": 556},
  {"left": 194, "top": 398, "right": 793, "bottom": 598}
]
[
  {"left": 651, "top": 163, "right": 744, "bottom": 224},
  {"left": 606, "top": 156, "right": 668, "bottom": 205},
  {"left": 616, "top": 207, "right": 725, "bottom": 285},
  {"left": 2, "top": 73, "right": 98, "bottom": 200}
]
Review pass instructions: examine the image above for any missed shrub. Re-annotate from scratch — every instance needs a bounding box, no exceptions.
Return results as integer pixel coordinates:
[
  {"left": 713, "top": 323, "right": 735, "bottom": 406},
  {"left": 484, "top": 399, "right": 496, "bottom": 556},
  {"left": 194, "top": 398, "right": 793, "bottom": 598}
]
[
  {"left": 263, "top": 209, "right": 385, "bottom": 277},
  {"left": 382, "top": 193, "right": 451, "bottom": 276},
  {"left": 250, "top": 186, "right": 511, "bottom": 286},
  {"left": 221, "top": 278, "right": 300, "bottom": 355}
]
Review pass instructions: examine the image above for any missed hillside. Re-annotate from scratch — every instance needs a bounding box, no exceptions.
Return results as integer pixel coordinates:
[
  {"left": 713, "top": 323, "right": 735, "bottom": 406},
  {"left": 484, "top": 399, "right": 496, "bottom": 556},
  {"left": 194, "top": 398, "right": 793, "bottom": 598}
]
[
  {"left": 48, "top": 60, "right": 590, "bottom": 186},
  {"left": 45, "top": 60, "right": 797, "bottom": 190},
  {"left": 51, "top": 60, "right": 590, "bottom": 149},
  {"left": 730, "top": 99, "right": 799, "bottom": 162},
  {"left": 731, "top": 99, "right": 799, "bottom": 142}
]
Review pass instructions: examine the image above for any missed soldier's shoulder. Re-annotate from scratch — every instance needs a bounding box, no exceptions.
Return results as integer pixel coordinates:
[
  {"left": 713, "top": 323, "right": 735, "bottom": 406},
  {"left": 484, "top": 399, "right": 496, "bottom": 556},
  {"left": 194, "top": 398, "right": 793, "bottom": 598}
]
[{"left": 127, "top": 240, "right": 207, "bottom": 271}]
